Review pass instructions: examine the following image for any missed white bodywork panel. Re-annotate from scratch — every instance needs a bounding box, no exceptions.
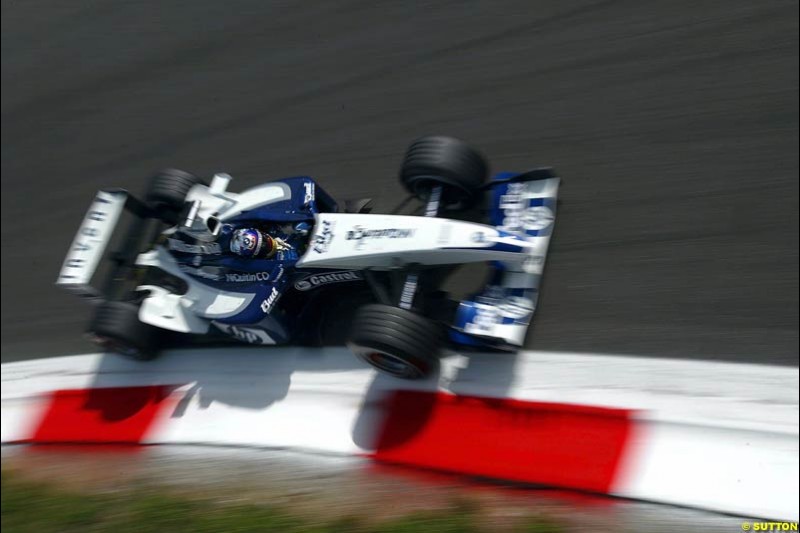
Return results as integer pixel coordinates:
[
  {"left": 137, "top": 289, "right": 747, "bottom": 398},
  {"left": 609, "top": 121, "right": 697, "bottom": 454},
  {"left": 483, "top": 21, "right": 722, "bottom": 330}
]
[
  {"left": 136, "top": 285, "right": 209, "bottom": 333},
  {"left": 217, "top": 182, "right": 291, "bottom": 220},
  {"left": 296, "top": 214, "right": 542, "bottom": 269},
  {"left": 135, "top": 246, "right": 255, "bottom": 333},
  {"left": 183, "top": 174, "right": 291, "bottom": 228}
]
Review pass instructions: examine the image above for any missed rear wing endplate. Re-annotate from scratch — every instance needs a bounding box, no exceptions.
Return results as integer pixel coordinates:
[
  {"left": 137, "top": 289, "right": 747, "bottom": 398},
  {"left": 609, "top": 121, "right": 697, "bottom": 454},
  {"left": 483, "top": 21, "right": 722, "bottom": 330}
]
[{"left": 56, "top": 190, "right": 130, "bottom": 297}]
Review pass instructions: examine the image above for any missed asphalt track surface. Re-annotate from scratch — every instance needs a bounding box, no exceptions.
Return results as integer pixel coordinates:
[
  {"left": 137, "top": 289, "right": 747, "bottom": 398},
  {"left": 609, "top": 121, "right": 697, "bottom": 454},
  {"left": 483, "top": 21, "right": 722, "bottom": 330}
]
[{"left": 1, "top": 0, "right": 798, "bottom": 364}]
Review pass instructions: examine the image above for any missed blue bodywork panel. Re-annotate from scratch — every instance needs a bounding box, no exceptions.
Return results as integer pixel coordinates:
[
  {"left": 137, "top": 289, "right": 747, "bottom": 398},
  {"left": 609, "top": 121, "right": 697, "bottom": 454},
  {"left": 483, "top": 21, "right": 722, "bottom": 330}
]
[{"left": 165, "top": 177, "right": 340, "bottom": 334}]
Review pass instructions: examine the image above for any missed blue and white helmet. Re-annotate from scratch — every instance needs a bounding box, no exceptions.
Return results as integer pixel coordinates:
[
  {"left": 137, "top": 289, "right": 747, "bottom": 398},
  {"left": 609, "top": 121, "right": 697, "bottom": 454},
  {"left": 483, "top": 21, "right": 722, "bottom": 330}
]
[{"left": 230, "top": 228, "right": 263, "bottom": 257}]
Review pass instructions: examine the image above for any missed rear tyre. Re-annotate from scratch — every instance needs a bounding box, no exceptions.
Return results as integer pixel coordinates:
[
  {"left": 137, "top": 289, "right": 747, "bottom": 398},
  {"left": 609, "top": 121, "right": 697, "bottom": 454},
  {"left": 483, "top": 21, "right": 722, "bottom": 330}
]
[
  {"left": 145, "top": 168, "right": 202, "bottom": 223},
  {"left": 400, "top": 136, "right": 488, "bottom": 210},
  {"left": 347, "top": 304, "right": 443, "bottom": 379},
  {"left": 87, "top": 301, "right": 161, "bottom": 361}
]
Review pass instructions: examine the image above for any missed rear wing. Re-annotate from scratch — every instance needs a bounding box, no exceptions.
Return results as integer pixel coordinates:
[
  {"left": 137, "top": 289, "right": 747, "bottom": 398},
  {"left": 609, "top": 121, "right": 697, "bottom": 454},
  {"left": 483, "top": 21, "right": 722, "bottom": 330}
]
[{"left": 56, "top": 189, "right": 153, "bottom": 299}]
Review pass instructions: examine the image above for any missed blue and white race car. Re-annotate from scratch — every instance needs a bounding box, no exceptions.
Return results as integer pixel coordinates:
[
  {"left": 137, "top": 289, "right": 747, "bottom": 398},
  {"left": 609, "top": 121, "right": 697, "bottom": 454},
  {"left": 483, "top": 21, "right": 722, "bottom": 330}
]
[{"left": 57, "top": 137, "right": 560, "bottom": 379}]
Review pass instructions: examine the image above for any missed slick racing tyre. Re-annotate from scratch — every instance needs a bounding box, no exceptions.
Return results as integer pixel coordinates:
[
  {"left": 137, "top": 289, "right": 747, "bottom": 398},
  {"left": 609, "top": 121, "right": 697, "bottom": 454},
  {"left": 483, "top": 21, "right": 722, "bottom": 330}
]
[
  {"left": 347, "top": 304, "right": 444, "bottom": 379},
  {"left": 87, "top": 301, "right": 160, "bottom": 361},
  {"left": 400, "top": 136, "right": 488, "bottom": 210},
  {"left": 145, "top": 168, "right": 202, "bottom": 223}
]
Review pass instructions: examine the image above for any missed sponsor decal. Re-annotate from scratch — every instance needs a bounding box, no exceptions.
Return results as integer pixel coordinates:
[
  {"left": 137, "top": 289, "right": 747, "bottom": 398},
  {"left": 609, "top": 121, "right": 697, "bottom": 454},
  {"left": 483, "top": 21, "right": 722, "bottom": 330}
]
[
  {"left": 346, "top": 226, "right": 415, "bottom": 241},
  {"left": 313, "top": 220, "right": 334, "bottom": 254},
  {"left": 225, "top": 271, "right": 270, "bottom": 283},
  {"left": 499, "top": 183, "right": 525, "bottom": 206},
  {"left": 58, "top": 191, "right": 124, "bottom": 284},
  {"left": 471, "top": 231, "right": 487, "bottom": 243},
  {"left": 345, "top": 226, "right": 415, "bottom": 249},
  {"left": 260, "top": 287, "right": 281, "bottom": 313},
  {"left": 498, "top": 183, "right": 554, "bottom": 234},
  {"left": 273, "top": 265, "right": 286, "bottom": 282},
  {"left": 63, "top": 258, "right": 87, "bottom": 272},
  {"left": 303, "top": 181, "right": 315, "bottom": 206},
  {"left": 498, "top": 183, "right": 526, "bottom": 233},
  {"left": 215, "top": 323, "right": 273, "bottom": 345},
  {"left": 497, "top": 297, "right": 534, "bottom": 320},
  {"left": 425, "top": 185, "right": 442, "bottom": 216},
  {"left": 294, "top": 270, "right": 363, "bottom": 291},
  {"left": 467, "top": 304, "right": 499, "bottom": 334},
  {"left": 523, "top": 206, "right": 555, "bottom": 231},
  {"left": 167, "top": 238, "right": 221, "bottom": 255},
  {"left": 399, "top": 273, "right": 418, "bottom": 310},
  {"left": 522, "top": 254, "right": 545, "bottom": 273}
]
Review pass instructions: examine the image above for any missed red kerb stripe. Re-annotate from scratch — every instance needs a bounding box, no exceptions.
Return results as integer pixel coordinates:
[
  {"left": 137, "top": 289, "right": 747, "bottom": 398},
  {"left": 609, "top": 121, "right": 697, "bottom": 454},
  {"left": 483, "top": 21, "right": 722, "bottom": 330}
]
[
  {"left": 372, "top": 391, "right": 636, "bottom": 493},
  {"left": 30, "top": 385, "right": 178, "bottom": 444}
]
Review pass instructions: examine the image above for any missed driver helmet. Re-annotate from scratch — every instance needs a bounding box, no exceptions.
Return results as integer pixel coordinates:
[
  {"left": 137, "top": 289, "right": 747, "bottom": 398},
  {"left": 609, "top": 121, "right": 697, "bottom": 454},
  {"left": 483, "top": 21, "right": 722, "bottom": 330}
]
[{"left": 230, "top": 228, "right": 275, "bottom": 258}]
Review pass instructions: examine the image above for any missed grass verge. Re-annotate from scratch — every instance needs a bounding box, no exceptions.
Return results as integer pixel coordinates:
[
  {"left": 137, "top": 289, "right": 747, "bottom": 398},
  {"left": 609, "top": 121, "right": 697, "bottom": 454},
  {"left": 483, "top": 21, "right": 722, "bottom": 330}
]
[{"left": 2, "top": 469, "right": 564, "bottom": 533}]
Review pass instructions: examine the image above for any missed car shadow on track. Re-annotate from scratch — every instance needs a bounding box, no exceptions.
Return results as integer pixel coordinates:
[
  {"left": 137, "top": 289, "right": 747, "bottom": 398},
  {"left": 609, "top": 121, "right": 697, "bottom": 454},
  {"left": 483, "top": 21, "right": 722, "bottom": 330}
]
[
  {"left": 88, "top": 345, "right": 368, "bottom": 413},
  {"left": 351, "top": 350, "right": 520, "bottom": 452},
  {"left": 85, "top": 345, "right": 519, "bottom": 450}
]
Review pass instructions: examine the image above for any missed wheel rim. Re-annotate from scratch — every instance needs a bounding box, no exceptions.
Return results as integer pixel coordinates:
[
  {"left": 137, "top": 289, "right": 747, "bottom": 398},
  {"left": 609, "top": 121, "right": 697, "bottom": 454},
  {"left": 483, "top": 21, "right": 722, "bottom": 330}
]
[
  {"left": 364, "top": 350, "right": 421, "bottom": 378},
  {"left": 95, "top": 336, "right": 143, "bottom": 359}
]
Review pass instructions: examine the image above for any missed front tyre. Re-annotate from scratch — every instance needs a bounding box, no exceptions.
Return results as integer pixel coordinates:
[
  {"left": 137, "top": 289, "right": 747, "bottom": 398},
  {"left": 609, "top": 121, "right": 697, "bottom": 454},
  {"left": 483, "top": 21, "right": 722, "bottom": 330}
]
[
  {"left": 347, "top": 304, "right": 444, "bottom": 379},
  {"left": 87, "top": 301, "right": 161, "bottom": 361},
  {"left": 400, "top": 136, "right": 488, "bottom": 211}
]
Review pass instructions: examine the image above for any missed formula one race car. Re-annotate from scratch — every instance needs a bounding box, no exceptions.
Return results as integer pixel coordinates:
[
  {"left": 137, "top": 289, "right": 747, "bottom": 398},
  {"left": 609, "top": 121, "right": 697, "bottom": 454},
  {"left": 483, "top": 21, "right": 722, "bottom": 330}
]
[{"left": 57, "top": 137, "right": 560, "bottom": 379}]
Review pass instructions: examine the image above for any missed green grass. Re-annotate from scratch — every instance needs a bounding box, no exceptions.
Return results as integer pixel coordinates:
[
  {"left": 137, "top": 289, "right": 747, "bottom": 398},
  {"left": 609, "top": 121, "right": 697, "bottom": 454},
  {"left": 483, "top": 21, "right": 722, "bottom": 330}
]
[{"left": 1, "top": 469, "right": 565, "bottom": 533}]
